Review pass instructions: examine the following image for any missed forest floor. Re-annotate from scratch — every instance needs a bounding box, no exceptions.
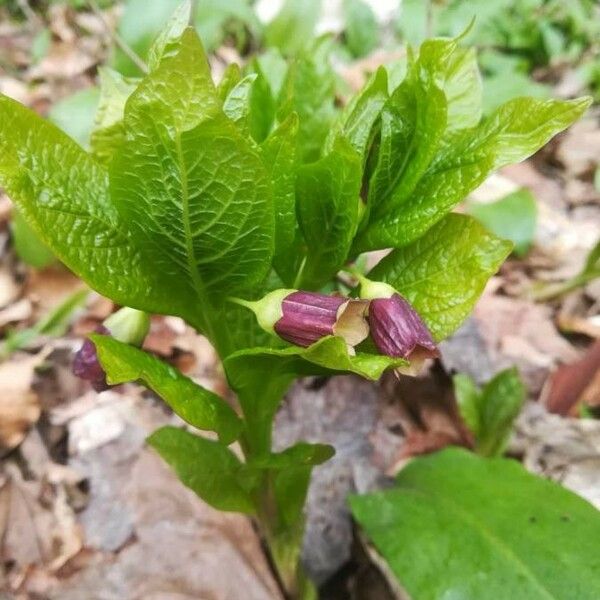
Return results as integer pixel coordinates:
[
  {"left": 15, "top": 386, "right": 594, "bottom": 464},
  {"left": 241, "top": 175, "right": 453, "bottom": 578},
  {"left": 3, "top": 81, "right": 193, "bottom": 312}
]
[{"left": 0, "top": 4, "right": 599, "bottom": 599}]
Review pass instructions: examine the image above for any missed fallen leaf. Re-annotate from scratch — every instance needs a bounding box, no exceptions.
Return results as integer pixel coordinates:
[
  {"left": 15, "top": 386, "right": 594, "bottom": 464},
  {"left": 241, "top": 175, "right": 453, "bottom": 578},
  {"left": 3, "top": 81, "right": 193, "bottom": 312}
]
[{"left": 0, "top": 352, "right": 47, "bottom": 452}]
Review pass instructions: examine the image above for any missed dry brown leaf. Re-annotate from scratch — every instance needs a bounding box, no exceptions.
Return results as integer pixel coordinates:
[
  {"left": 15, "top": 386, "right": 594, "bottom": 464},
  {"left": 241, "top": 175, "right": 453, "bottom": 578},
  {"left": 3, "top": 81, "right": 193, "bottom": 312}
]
[
  {"left": 25, "top": 266, "right": 85, "bottom": 320},
  {"left": 555, "top": 116, "right": 600, "bottom": 178},
  {"left": 0, "top": 264, "right": 22, "bottom": 309},
  {"left": 0, "top": 352, "right": 47, "bottom": 451},
  {"left": 0, "top": 297, "right": 32, "bottom": 329}
]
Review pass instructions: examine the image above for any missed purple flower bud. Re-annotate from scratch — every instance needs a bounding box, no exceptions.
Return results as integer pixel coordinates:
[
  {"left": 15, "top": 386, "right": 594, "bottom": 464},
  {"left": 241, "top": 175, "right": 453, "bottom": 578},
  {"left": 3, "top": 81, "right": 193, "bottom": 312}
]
[
  {"left": 368, "top": 294, "right": 438, "bottom": 361},
  {"left": 273, "top": 291, "right": 369, "bottom": 348},
  {"left": 72, "top": 325, "right": 110, "bottom": 392}
]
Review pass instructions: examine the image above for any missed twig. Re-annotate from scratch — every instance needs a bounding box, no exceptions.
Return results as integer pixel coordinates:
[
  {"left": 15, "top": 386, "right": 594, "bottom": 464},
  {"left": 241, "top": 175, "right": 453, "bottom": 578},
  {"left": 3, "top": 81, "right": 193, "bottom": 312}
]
[{"left": 87, "top": 0, "right": 149, "bottom": 74}]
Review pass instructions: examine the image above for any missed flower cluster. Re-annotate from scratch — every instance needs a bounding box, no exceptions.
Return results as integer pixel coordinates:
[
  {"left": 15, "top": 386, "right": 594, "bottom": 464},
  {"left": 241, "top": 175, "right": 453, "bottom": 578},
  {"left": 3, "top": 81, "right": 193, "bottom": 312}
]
[{"left": 238, "top": 276, "right": 438, "bottom": 366}]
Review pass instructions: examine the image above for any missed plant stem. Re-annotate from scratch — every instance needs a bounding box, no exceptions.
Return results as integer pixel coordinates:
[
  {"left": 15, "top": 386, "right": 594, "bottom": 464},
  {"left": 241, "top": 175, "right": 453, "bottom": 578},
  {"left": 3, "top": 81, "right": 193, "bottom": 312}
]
[{"left": 530, "top": 272, "right": 598, "bottom": 302}]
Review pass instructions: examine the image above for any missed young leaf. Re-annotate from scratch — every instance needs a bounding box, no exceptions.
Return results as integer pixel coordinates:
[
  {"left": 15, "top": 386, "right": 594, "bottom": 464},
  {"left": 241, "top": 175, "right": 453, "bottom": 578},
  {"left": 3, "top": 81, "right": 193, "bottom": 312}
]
[
  {"left": 11, "top": 209, "right": 55, "bottom": 268},
  {"left": 296, "top": 138, "right": 362, "bottom": 289},
  {"left": 343, "top": 0, "right": 378, "bottom": 58},
  {"left": 148, "top": 426, "right": 255, "bottom": 513},
  {"left": 368, "top": 214, "right": 512, "bottom": 341},
  {"left": 326, "top": 66, "right": 388, "bottom": 162},
  {"left": 110, "top": 29, "right": 274, "bottom": 331},
  {"left": 223, "top": 73, "right": 257, "bottom": 137},
  {"left": 146, "top": 0, "right": 191, "bottom": 70},
  {"left": 261, "top": 115, "right": 302, "bottom": 286},
  {"left": 48, "top": 87, "right": 100, "bottom": 149},
  {"left": 90, "top": 68, "right": 137, "bottom": 166},
  {"left": 0, "top": 95, "right": 167, "bottom": 316},
  {"left": 216, "top": 62, "right": 242, "bottom": 102},
  {"left": 92, "top": 335, "right": 242, "bottom": 444},
  {"left": 454, "top": 368, "right": 526, "bottom": 457},
  {"left": 278, "top": 37, "right": 337, "bottom": 163},
  {"left": 264, "top": 0, "right": 322, "bottom": 56},
  {"left": 467, "top": 188, "right": 537, "bottom": 256},
  {"left": 357, "top": 96, "right": 590, "bottom": 252},
  {"left": 351, "top": 447, "right": 600, "bottom": 600}
]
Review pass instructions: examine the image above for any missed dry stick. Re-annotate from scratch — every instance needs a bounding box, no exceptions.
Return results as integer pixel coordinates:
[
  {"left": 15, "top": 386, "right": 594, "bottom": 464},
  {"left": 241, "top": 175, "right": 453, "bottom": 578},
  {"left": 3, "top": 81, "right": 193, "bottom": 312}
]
[{"left": 87, "top": 0, "right": 149, "bottom": 75}]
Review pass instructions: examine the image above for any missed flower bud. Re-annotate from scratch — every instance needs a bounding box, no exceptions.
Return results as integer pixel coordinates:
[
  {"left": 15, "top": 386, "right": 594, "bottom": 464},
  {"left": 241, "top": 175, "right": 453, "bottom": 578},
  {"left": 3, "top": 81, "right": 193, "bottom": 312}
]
[
  {"left": 235, "top": 289, "right": 369, "bottom": 349},
  {"left": 73, "top": 307, "right": 150, "bottom": 391},
  {"left": 368, "top": 294, "right": 438, "bottom": 362}
]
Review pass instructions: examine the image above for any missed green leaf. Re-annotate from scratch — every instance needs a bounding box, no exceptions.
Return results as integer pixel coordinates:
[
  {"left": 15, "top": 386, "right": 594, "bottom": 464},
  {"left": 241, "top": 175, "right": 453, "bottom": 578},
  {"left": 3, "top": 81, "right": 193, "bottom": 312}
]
[
  {"left": 351, "top": 447, "right": 600, "bottom": 600},
  {"left": 261, "top": 115, "right": 302, "bottom": 286},
  {"left": 296, "top": 137, "right": 362, "bottom": 289},
  {"left": 343, "top": 0, "right": 378, "bottom": 58},
  {"left": 113, "top": 0, "right": 181, "bottom": 75},
  {"left": 225, "top": 336, "right": 406, "bottom": 454},
  {"left": 264, "top": 0, "right": 322, "bottom": 56},
  {"left": 0, "top": 95, "right": 166, "bottom": 315},
  {"left": 147, "top": 426, "right": 255, "bottom": 513},
  {"left": 368, "top": 214, "right": 512, "bottom": 340},
  {"left": 216, "top": 63, "right": 242, "bottom": 102},
  {"left": 146, "top": 0, "right": 191, "bottom": 70},
  {"left": 453, "top": 373, "right": 481, "bottom": 436},
  {"left": 91, "top": 335, "right": 242, "bottom": 444},
  {"left": 48, "top": 87, "right": 100, "bottom": 149},
  {"left": 110, "top": 29, "right": 274, "bottom": 333},
  {"left": 223, "top": 73, "right": 257, "bottom": 137},
  {"left": 467, "top": 188, "right": 538, "bottom": 256},
  {"left": 90, "top": 68, "right": 138, "bottom": 166},
  {"left": 326, "top": 66, "right": 388, "bottom": 162},
  {"left": 476, "top": 367, "right": 526, "bottom": 457},
  {"left": 249, "top": 442, "right": 335, "bottom": 470},
  {"left": 11, "top": 208, "right": 55, "bottom": 268},
  {"left": 357, "top": 96, "right": 589, "bottom": 253},
  {"left": 278, "top": 37, "right": 337, "bottom": 163},
  {"left": 366, "top": 42, "right": 449, "bottom": 218},
  {"left": 444, "top": 47, "right": 482, "bottom": 130}
]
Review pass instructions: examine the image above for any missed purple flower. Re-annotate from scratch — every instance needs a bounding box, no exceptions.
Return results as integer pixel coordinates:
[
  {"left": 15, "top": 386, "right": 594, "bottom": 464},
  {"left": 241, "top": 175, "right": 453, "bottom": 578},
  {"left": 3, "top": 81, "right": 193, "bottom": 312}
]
[
  {"left": 273, "top": 291, "right": 369, "bottom": 348},
  {"left": 72, "top": 325, "right": 110, "bottom": 392},
  {"left": 368, "top": 294, "right": 438, "bottom": 361}
]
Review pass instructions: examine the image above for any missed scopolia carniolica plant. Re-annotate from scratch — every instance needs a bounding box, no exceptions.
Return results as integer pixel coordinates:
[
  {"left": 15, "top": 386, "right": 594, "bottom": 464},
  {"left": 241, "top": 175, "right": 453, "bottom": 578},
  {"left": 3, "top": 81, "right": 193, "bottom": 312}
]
[{"left": 0, "top": 3, "right": 590, "bottom": 597}]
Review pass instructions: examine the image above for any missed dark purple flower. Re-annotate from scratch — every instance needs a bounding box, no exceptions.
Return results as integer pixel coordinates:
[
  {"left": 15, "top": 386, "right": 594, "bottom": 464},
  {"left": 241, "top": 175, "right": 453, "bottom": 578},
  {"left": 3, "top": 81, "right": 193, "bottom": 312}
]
[
  {"left": 273, "top": 291, "right": 369, "bottom": 348},
  {"left": 368, "top": 294, "right": 438, "bottom": 361},
  {"left": 72, "top": 325, "right": 110, "bottom": 392}
]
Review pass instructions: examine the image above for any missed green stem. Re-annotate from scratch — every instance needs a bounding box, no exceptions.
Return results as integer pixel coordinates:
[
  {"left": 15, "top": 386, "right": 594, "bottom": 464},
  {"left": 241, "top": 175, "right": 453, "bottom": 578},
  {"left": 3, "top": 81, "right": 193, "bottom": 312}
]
[{"left": 530, "top": 271, "right": 599, "bottom": 302}]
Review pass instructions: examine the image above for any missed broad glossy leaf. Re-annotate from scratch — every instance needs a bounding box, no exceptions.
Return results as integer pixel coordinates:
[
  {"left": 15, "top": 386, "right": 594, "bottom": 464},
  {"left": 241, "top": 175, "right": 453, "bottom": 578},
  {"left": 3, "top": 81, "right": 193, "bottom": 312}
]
[
  {"left": 296, "top": 138, "right": 362, "bottom": 289},
  {"left": 343, "top": 0, "right": 378, "bottom": 58},
  {"left": 368, "top": 214, "right": 512, "bottom": 340},
  {"left": 468, "top": 188, "right": 537, "bottom": 256},
  {"left": 0, "top": 95, "right": 165, "bottom": 314},
  {"left": 90, "top": 68, "right": 137, "bottom": 165},
  {"left": 92, "top": 335, "right": 242, "bottom": 444},
  {"left": 261, "top": 115, "right": 302, "bottom": 286},
  {"left": 225, "top": 336, "right": 406, "bottom": 454},
  {"left": 278, "top": 37, "right": 337, "bottom": 163},
  {"left": 148, "top": 426, "right": 255, "bottom": 513},
  {"left": 110, "top": 29, "right": 274, "bottom": 331},
  {"left": 351, "top": 447, "right": 600, "bottom": 600},
  {"left": 356, "top": 96, "right": 589, "bottom": 252}
]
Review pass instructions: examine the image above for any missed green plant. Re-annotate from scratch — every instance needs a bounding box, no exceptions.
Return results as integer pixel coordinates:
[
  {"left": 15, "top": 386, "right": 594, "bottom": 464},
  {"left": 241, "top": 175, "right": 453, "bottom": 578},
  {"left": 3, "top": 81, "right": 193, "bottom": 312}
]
[{"left": 0, "top": 2, "right": 590, "bottom": 596}]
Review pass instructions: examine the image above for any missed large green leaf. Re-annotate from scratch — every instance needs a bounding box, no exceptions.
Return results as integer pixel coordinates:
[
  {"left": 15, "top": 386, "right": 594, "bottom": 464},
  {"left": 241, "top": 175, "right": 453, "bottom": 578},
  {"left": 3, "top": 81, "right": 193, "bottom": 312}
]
[
  {"left": 454, "top": 367, "right": 526, "bottom": 457},
  {"left": 147, "top": 426, "right": 255, "bottom": 513},
  {"left": 0, "top": 95, "right": 166, "bottom": 314},
  {"left": 356, "top": 96, "right": 590, "bottom": 252},
  {"left": 296, "top": 138, "right": 362, "bottom": 289},
  {"left": 351, "top": 447, "right": 600, "bottom": 600},
  {"left": 92, "top": 335, "right": 242, "bottom": 444},
  {"left": 110, "top": 29, "right": 274, "bottom": 333},
  {"left": 369, "top": 214, "right": 512, "bottom": 340}
]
